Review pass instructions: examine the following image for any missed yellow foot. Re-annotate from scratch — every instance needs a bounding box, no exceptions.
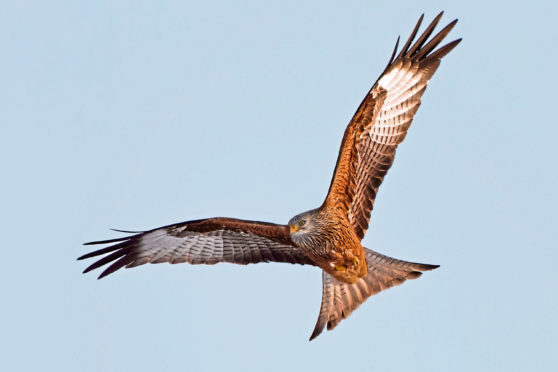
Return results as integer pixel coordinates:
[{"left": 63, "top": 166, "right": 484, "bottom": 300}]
[{"left": 334, "top": 265, "right": 348, "bottom": 272}]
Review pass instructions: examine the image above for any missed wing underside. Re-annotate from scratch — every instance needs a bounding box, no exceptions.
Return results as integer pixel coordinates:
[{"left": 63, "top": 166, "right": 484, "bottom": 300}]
[
  {"left": 323, "top": 12, "right": 461, "bottom": 240},
  {"left": 79, "top": 217, "right": 315, "bottom": 279}
]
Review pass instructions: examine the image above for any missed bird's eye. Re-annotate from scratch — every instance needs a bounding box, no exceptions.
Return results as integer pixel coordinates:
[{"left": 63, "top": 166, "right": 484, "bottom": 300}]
[{"left": 298, "top": 220, "right": 306, "bottom": 227}]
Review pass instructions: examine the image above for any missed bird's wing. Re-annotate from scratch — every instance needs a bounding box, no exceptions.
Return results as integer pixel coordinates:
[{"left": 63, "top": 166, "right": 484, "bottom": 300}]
[
  {"left": 323, "top": 12, "right": 461, "bottom": 239},
  {"left": 79, "top": 217, "right": 315, "bottom": 279},
  {"left": 309, "top": 248, "right": 438, "bottom": 340}
]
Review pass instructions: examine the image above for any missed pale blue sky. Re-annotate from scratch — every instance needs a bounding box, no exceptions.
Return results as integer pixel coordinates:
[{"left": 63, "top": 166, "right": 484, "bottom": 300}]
[{"left": 1, "top": 1, "right": 557, "bottom": 371}]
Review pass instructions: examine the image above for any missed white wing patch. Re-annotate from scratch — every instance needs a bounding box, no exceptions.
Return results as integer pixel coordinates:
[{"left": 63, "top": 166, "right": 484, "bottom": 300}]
[
  {"left": 378, "top": 62, "right": 419, "bottom": 91},
  {"left": 368, "top": 63, "right": 435, "bottom": 145}
]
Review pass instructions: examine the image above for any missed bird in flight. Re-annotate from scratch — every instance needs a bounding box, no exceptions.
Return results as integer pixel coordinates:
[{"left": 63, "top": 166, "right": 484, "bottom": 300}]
[{"left": 79, "top": 12, "right": 460, "bottom": 340}]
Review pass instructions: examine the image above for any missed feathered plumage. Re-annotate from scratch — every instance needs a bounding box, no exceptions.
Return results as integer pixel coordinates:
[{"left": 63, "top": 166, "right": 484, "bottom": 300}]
[{"left": 79, "top": 12, "right": 460, "bottom": 340}]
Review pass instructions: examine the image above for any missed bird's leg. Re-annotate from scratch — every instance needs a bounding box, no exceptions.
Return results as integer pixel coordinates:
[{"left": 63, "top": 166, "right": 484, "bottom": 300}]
[
  {"left": 329, "top": 249, "right": 349, "bottom": 272},
  {"left": 334, "top": 264, "right": 347, "bottom": 272},
  {"left": 327, "top": 246, "right": 366, "bottom": 281},
  {"left": 343, "top": 249, "right": 360, "bottom": 270},
  {"left": 334, "top": 253, "right": 360, "bottom": 272}
]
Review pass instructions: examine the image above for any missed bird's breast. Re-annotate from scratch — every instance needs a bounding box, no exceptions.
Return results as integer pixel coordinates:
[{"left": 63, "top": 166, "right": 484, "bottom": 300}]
[{"left": 295, "top": 225, "right": 367, "bottom": 284}]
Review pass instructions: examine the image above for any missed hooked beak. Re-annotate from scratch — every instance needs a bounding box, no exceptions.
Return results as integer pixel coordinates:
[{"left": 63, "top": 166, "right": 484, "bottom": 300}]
[{"left": 290, "top": 224, "right": 300, "bottom": 233}]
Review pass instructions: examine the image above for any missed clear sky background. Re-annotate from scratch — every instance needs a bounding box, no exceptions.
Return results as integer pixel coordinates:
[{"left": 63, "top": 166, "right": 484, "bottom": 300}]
[{"left": 1, "top": 1, "right": 556, "bottom": 371}]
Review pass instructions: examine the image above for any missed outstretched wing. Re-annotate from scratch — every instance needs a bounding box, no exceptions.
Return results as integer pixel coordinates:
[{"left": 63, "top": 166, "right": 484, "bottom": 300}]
[
  {"left": 309, "top": 248, "right": 438, "bottom": 340},
  {"left": 323, "top": 12, "right": 461, "bottom": 239},
  {"left": 79, "top": 217, "right": 315, "bottom": 279}
]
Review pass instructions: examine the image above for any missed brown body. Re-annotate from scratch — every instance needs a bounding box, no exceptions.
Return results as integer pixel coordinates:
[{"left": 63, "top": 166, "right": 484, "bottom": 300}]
[{"left": 291, "top": 208, "right": 367, "bottom": 284}]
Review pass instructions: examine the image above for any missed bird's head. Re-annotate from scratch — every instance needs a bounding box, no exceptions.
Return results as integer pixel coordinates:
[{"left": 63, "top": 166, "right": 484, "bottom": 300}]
[{"left": 288, "top": 209, "right": 319, "bottom": 237}]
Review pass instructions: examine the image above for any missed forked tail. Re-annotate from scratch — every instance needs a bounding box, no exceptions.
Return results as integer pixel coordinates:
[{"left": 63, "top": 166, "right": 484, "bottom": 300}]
[{"left": 309, "top": 247, "right": 438, "bottom": 340}]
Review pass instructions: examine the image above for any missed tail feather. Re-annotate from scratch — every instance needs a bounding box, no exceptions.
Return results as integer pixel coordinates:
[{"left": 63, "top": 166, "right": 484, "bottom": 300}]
[{"left": 309, "top": 248, "right": 438, "bottom": 341}]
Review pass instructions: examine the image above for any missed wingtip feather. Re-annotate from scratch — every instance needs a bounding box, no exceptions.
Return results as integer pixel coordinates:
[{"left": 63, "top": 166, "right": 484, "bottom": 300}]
[
  {"left": 309, "top": 328, "right": 322, "bottom": 341},
  {"left": 387, "top": 36, "right": 400, "bottom": 66},
  {"left": 110, "top": 228, "right": 144, "bottom": 233},
  {"left": 97, "top": 271, "right": 109, "bottom": 280},
  {"left": 83, "top": 237, "right": 129, "bottom": 246},
  {"left": 407, "top": 12, "right": 445, "bottom": 56},
  {"left": 396, "top": 13, "right": 425, "bottom": 59},
  {"left": 414, "top": 18, "right": 459, "bottom": 60},
  {"left": 427, "top": 38, "right": 461, "bottom": 61}
]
